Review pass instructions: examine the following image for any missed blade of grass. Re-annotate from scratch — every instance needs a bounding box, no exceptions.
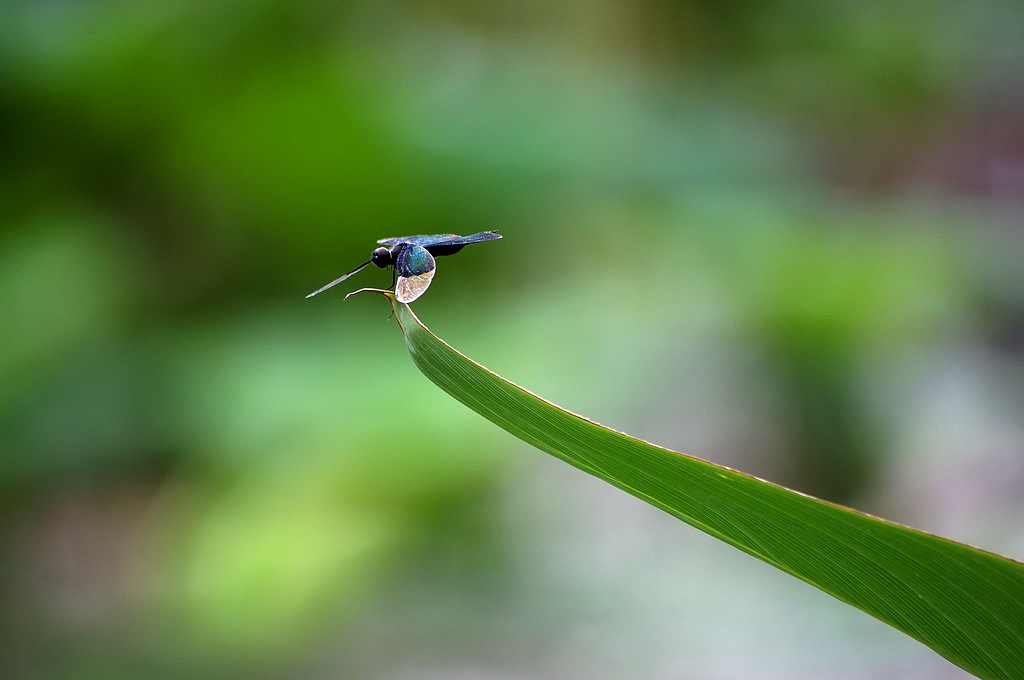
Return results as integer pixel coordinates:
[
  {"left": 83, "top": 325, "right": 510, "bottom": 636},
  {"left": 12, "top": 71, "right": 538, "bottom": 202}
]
[{"left": 382, "top": 296, "right": 1024, "bottom": 680}]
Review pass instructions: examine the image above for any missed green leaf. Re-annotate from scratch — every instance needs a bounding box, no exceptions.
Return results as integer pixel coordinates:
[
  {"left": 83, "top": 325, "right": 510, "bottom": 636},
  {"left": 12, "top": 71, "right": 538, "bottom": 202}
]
[{"left": 384, "top": 297, "right": 1024, "bottom": 680}]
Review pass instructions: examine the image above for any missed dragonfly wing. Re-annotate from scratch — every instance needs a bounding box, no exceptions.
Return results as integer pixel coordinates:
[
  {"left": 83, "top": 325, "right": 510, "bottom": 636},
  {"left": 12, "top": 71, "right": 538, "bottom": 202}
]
[
  {"left": 377, "top": 231, "right": 501, "bottom": 248},
  {"left": 377, "top": 234, "right": 459, "bottom": 247},
  {"left": 424, "top": 231, "right": 502, "bottom": 256},
  {"left": 394, "top": 244, "right": 436, "bottom": 303},
  {"left": 428, "top": 230, "right": 501, "bottom": 247},
  {"left": 395, "top": 269, "right": 435, "bottom": 303}
]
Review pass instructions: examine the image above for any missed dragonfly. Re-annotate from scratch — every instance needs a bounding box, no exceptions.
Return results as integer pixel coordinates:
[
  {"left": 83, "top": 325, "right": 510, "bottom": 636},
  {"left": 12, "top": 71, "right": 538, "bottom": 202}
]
[{"left": 306, "top": 231, "right": 502, "bottom": 303}]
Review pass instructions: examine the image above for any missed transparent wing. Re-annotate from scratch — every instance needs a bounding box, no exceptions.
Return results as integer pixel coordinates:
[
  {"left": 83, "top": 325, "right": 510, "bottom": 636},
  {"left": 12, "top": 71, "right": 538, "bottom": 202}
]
[
  {"left": 394, "top": 244, "right": 436, "bottom": 302},
  {"left": 395, "top": 270, "right": 436, "bottom": 303},
  {"left": 377, "top": 234, "right": 460, "bottom": 247},
  {"left": 431, "top": 231, "right": 501, "bottom": 246},
  {"left": 376, "top": 231, "right": 501, "bottom": 248}
]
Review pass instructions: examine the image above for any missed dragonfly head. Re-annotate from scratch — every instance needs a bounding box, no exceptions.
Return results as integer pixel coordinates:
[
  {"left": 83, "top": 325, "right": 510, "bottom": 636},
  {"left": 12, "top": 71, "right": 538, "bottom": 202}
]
[{"left": 371, "top": 247, "right": 394, "bottom": 268}]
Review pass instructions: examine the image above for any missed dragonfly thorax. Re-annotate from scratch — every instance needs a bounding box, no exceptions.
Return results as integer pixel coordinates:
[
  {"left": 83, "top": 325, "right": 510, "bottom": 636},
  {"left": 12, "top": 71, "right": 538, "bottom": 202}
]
[{"left": 371, "top": 247, "right": 394, "bottom": 269}]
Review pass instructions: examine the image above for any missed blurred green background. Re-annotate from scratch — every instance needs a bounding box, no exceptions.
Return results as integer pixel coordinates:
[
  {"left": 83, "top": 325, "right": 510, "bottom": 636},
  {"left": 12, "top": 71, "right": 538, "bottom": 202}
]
[{"left": 2, "top": 1, "right": 1023, "bottom": 678}]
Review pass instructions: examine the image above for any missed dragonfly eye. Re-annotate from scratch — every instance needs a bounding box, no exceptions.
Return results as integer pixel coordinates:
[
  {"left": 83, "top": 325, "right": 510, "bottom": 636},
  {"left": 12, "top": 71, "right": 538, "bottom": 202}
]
[{"left": 371, "top": 247, "right": 393, "bottom": 268}]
